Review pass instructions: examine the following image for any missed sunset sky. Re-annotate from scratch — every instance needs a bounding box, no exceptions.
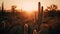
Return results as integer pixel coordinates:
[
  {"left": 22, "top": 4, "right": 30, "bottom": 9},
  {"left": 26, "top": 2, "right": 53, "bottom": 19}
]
[{"left": 0, "top": 0, "right": 60, "bottom": 11}]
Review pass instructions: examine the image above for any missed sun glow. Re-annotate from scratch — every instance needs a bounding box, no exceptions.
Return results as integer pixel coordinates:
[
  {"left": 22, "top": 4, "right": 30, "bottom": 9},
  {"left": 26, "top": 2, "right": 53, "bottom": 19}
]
[
  {"left": 22, "top": 3, "right": 33, "bottom": 11},
  {"left": 21, "top": 2, "right": 38, "bottom": 12}
]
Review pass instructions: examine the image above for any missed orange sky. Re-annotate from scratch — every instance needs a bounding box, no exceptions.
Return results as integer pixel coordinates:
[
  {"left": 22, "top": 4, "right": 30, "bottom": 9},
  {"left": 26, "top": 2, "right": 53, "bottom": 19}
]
[{"left": 0, "top": 0, "right": 60, "bottom": 11}]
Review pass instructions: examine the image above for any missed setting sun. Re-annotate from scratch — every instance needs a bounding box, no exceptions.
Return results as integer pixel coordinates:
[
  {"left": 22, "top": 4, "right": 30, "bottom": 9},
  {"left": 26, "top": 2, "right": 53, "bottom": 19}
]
[
  {"left": 22, "top": 2, "right": 33, "bottom": 11},
  {"left": 21, "top": 1, "right": 38, "bottom": 12}
]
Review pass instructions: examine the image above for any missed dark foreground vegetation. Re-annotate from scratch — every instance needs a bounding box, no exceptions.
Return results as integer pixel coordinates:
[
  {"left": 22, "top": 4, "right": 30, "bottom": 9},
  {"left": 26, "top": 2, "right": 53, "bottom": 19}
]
[{"left": 0, "top": 9, "right": 60, "bottom": 34}]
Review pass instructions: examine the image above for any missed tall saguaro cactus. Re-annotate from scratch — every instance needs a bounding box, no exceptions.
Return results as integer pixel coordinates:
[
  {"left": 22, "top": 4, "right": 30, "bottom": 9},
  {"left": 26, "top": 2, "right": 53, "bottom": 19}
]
[
  {"left": 2, "top": 2, "right": 4, "bottom": 13},
  {"left": 37, "top": 2, "right": 41, "bottom": 32},
  {"left": 37, "top": 2, "right": 44, "bottom": 32}
]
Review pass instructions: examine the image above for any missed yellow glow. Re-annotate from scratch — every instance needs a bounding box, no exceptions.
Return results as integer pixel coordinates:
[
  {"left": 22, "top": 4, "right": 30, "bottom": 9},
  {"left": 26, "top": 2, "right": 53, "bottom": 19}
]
[{"left": 21, "top": 2, "right": 37, "bottom": 12}]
